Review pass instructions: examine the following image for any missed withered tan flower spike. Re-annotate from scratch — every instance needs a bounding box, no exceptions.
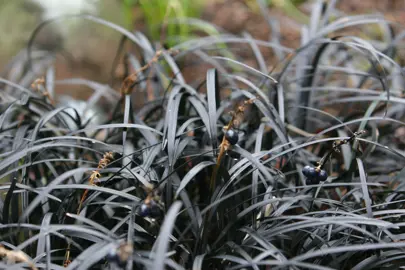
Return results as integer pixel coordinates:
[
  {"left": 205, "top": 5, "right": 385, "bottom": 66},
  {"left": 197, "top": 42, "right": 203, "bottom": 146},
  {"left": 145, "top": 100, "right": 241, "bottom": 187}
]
[
  {"left": 209, "top": 97, "right": 256, "bottom": 196},
  {"left": 0, "top": 245, "right": 38, "bottom": 270},
  {"left": 120, "top": 48, "right": 178, "bottom": 96},
  {"left": 64, "top": 152, "right": 114, "bottom": 267},
  {"left": 202, "top": 97, "right": 256, "bottom": 248},
  {"left": 31, "top": 77, "right": 55, "bottom": 106}
]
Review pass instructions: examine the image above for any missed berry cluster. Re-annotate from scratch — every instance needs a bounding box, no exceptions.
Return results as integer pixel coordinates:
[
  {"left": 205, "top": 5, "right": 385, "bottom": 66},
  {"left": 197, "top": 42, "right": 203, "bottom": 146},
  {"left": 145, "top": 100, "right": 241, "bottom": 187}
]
[
  {"left": 224, "top": 129, "right": 239, "bottom": 145},
  {"left": 302, "top": 165, "right": 328, "bottom": 185}
]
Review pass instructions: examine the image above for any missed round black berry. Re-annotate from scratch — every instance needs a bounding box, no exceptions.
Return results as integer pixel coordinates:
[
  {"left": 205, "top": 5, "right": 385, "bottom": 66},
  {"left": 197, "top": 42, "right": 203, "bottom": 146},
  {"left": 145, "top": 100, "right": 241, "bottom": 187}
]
[
  {"left": 106, "top": 249, "right": 119, "bottom": 263},
  {"left": 225, "top": 129, "right": 239, "bottom": 145},
  {"left": 139, "top": 203, "right": 150, "bottom": 217},
  {"left": 305, "top": 177, "right": 315, "bottom": 185},
  {"left": 148, "top": 200, "right": 161, "bottom": 218},
  {"left": 302, "top": 166, "right": 317, "bottom": 179},
  {"left": 317, "top": 169, "right": 328, "bottom": 182},
  {"left": 302, "top": 165, "right": 311, "bottom": 176},
  {"left": 139, "top": 201, "right": 161, "bottom": 218},
  {"left": 307, "top": 176, "right": 320, "bottom": 185},
  {"left": 107, "top": 249, "right": 126, "bottom": 267}
]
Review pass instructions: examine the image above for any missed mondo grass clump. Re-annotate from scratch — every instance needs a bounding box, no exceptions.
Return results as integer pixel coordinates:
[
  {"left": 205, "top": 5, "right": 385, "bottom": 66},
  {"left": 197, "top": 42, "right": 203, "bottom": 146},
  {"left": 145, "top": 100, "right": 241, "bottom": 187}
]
[{"left": 2, "top": 1, "right": 405, "bottom": 269}]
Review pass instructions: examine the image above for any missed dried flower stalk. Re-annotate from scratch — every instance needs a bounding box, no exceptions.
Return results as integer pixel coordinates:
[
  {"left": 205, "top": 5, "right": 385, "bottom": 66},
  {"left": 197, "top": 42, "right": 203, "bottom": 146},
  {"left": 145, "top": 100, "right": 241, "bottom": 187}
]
[
  {"left": 64, "top": 152, "right": 114, "bottom": 267},
  {"left": 209, "top": 97, "right": 256, "bottom": 193},
  {"left": 31, "top": 77, "right": 55, "bottom": 106},
  {"left": 120, "top": 49, "right": 178, "bottom": 96},
  {"left": 0, "top": 245, "right": 38, "bottom": 270}
]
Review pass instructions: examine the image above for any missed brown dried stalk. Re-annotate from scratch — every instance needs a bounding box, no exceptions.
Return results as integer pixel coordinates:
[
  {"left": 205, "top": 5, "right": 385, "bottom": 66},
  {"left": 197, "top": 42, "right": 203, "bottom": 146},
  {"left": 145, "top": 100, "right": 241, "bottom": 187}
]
[
  {"left": 316, "top": 130, "right": 366, "bottom": 171},
  {"left": 31, "top": 77, "right": 55, "bottom": 106},
  {"left": 63, "top": 152, "right": 114, "bottom": 267},
  {"left": 120, "top": 48, "right": 178, "bottom": 96},
  {"left": 0, "top": 245, "right": 38, "bottom": 270},
  {"left": 201, "top": 97, "right": 256, "bottom": 250},
  {"left": 208, "top": 97, "right": 256, "bottom": 194}
]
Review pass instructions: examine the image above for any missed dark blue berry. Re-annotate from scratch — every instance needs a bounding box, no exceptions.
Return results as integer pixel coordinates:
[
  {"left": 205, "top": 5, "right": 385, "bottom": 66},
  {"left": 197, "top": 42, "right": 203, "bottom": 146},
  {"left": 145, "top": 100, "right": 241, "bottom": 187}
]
[
  {"left": 149, "top": 200, "right": 161, "bottom": 218},
  {"left": 139, "top": 201, "right": 161, "bottom": 218},
  {"left": 305, "top": 177, "right": 314, "bottom": 185},
  {"left": 302, "top": 165, "right": 311, "bottom": 176},
  {"left": 302, "top": 166, "right": 317, "bottom": 179},
  {"left": 317, "top": 170, "right": 328, "bottom": 182},
  {"left": 225, "top": 129, "right": 239, "bottom": 145},
  {"left": 106, "top": 249, "right": 119, "bottom": 263},
  {"left": 139, "top": 203, "right": 150, "bottom": 217},
  {"left": 308, "top": 176, "right": 320, "bottom": 185},
  {"left": 107, "top": 249, "right": 126, "bottom": 267}
]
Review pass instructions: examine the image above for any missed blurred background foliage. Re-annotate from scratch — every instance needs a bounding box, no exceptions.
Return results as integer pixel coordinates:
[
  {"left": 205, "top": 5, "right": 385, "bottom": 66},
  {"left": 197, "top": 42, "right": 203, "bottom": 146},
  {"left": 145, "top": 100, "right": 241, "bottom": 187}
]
[
  {"left": 123, "top": 0, "right": 204, "bottom": 45},
  {"left": 0, "top": 0, "right": 308, "bottom": 66},
  {"left": 1, "top": 0, "right": 400, "bottom": 97}
]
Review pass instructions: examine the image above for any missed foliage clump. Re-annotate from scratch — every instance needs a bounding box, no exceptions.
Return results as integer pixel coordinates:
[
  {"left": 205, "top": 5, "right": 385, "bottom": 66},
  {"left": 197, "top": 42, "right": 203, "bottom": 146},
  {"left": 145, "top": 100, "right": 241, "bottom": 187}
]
[{"left": 1, "top": 1, "right": 405, "bottom": 269}]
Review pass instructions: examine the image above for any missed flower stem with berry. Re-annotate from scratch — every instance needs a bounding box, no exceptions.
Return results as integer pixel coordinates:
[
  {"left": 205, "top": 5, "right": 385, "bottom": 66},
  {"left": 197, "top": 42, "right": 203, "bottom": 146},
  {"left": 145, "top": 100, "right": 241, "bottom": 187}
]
[{"left": 302, "top": 130, "right": 366, "bottom": 185}]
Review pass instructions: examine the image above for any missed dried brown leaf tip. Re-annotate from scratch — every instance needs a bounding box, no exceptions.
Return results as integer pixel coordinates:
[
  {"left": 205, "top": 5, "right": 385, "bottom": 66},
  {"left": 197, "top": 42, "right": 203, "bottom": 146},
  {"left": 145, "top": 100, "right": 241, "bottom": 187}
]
[
  {"left": 120, "top": 48, "right": 179, "bottom": 96},
  {"left": 31, "top": 77, "right": 55, "bottom": 106},
  {"left": 0, "top": 245, "right": 38, "bottom": 270}
]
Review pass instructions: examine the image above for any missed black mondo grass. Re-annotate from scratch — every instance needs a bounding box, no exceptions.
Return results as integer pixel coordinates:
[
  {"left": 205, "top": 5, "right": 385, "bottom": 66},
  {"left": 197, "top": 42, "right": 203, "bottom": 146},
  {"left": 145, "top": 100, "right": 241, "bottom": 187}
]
[{"left": 2, "top": 2, "right": 405, "bottom": 269}]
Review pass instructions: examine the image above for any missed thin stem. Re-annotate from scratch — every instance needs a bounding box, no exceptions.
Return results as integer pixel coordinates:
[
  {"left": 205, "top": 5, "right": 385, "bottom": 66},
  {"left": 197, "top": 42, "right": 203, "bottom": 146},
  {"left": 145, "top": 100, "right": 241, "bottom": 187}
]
[
  {"left": 63, "top": 152, "right": 114, "bottom": 267},
  {"left": 200, "top": 97, "right": 255, "bottom": 251},
  {"left": 317, "top": 130, "right": 366, "bottom": 170}
]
